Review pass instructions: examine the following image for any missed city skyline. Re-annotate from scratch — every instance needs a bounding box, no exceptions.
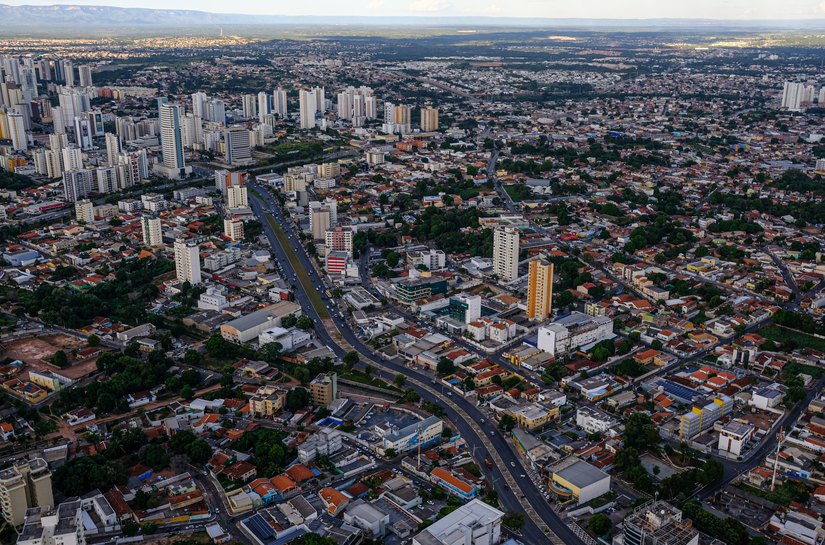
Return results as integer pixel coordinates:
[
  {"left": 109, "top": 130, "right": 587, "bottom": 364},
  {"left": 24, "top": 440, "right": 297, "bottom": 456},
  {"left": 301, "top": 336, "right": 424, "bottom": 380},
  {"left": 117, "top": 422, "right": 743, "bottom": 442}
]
[{"left": 2, "top": 0, "right": 825, "bottom": 20}]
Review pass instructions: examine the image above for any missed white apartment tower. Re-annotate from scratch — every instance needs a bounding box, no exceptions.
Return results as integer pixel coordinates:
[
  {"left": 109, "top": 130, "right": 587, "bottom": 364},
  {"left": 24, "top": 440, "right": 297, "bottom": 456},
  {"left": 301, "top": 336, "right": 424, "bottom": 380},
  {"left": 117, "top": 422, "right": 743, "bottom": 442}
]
[
  {"left": 174, "top": 238, "right": 201, "bottom": 285},
  {"left": 493, "top": 226, "right": 520, "bottom": 283},
  {"left": 141, "top": 216, "right": 163, "bottom": 247}
]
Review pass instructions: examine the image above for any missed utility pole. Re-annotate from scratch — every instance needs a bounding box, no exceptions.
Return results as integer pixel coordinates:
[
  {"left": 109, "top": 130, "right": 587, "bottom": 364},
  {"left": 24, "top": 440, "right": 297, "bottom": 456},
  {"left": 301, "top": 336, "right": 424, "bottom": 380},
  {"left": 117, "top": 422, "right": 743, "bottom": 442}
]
[{"left": 771, "top": 430, "right": 785, "bottom": 492}]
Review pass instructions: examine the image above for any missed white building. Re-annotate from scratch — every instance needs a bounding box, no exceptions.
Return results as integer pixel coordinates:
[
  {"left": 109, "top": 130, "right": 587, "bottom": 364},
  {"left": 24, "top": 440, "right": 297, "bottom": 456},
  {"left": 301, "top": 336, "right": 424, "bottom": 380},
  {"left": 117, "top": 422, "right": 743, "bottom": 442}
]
[
  {"left": 407, "top": 249, "right": 446, "bottom": 271},
  {"left": 74, "top": 199, "right": 93, "bottom": 224},
  {"left": 198, "top": 288, "right": 228, "bottom": 311},
  {"left": 226, "top": 185, "right": 248, "bottom": 209},
  {"left": 412, "top": 499, "right": 503, "bottom": 545},
  {"left": 224, "top": 218, "right": 244, "bottom": 242},
  {"left": 258, "top": 326, "right": 312, "bottom": 352},
  {"left": 537, "top": 312, "right": 613, "bottom": 358},
  {"left": 157, "top": 103, "right": 191, "bottom": 179},
  {"left": 174, "top": 238, "right": 201, "bottom": 285},
  {"left": 493, "top": 226, "right": 519, "bottom": 283},
  {"left": 299, "top": 89, "right": 317, "bottom": 130},
  {"left": 717, "top": 420, "right": 755, "bottom": 457},
  {"left": 575, "top": 406, "right": 620, "bottom": 435},
  {"left": 17, "top": 500, "right": 85, "bottom": 545}
]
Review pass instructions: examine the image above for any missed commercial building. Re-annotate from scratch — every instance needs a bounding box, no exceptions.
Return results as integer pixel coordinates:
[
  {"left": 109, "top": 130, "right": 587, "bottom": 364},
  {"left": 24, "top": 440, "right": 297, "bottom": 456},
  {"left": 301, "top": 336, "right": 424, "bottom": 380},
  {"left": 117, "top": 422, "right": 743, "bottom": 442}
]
[
  {"left": 225, "top": 126, "right": 251, "bottom": 165},
  {"left": 309, "top": 372, "right": 338, "bottom": 406},
  {"left": 259, "top": 326, "right": 311, "bottom": 353},
  {"left": 717, "top": 420, "right": 755, "bottom": 457},
  {"left": 406, "top": 249, "right": 446, "bottom": 271},
  {"left": 219, "top": 301, "right": 301, "bottom": 344},
  {"left": 381, "top": 415, "right": 442, "bottom": 455},
  {"left": 678, "top": 394, "right": 733, "bottom": 440},
  {"left": 549, "top": 457, "right": 610, "bottom": 505},
  {"left": 412, "top": 499, "right": 503, "bottom": 545},
  {"left": 576, "top": 405, "right": 621, "bottom": 435},
  {"left": 527, "top": 258, "right": 553, "bottom": 321},
  {"left": 449, "top": 294, "right": 481, "bottom": 324},
  {"left": 493, "top": 226, "right": 519, "bottom": 283},
  {"left": 326, "top": 251, "right": 349, "bottom": 275},
  {"left": 537, "top": 312, "right": 614, "bottom": 358},
  {"left": 395, "top": 277, "right": 448, "bottom": 304},
  {"left": 618, "top": 501, "right": 699, "bottom": 545},
  {"left": 174, "top": 238, "right": 201, "bottom": 285},
  {"left": 0, "top": 458, "right": 53, "bottom": 526}
]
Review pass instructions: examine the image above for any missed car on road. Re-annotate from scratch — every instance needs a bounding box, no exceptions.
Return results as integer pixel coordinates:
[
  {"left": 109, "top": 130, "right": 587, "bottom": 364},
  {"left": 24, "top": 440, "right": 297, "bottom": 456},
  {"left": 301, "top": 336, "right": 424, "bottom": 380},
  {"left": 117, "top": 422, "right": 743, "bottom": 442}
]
[{"left": 510, "top": 462, "right": 516, "bottom": 467}]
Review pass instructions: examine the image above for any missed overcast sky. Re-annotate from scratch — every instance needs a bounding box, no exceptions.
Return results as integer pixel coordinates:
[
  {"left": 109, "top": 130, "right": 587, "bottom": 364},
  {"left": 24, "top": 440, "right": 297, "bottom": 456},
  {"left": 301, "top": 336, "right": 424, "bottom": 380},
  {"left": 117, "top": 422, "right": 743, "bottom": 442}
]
[{"left": 5, "top": 0, "right": 825, "bottom": 19}]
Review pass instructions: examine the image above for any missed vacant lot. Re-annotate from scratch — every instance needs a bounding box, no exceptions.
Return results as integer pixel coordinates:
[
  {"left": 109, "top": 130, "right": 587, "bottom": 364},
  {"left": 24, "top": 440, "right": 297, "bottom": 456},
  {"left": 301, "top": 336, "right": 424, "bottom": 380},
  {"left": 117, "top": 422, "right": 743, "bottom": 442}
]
[{"left": 3, "top": 334, "right": 99, "bottom": 379}]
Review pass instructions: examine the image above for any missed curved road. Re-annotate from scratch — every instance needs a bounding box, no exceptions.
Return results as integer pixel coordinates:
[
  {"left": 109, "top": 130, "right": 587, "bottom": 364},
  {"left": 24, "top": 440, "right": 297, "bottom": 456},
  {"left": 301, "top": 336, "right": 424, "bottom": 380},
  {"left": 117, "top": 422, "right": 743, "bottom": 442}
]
[{"left": 248, "top": 182, "right": 580, "bottom": 545}]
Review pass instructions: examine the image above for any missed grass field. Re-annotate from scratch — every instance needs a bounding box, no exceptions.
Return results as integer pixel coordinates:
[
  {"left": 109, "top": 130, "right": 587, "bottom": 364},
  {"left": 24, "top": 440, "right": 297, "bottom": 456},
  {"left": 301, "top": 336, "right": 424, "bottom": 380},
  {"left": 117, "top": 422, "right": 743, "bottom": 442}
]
[
  {"left": 759, "top": 325, "right": 825, "bottom": 354},
  {"left": 264, "top": 215, "right": 329, "bottom": 320}
]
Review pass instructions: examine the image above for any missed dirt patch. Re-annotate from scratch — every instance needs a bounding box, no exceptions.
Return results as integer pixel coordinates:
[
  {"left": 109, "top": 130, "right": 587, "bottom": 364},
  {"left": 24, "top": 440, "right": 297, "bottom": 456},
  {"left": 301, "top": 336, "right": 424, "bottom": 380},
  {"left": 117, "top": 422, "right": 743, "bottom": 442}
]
[{"left": 2, "top": 334, "right": 98, "bottom": 380}]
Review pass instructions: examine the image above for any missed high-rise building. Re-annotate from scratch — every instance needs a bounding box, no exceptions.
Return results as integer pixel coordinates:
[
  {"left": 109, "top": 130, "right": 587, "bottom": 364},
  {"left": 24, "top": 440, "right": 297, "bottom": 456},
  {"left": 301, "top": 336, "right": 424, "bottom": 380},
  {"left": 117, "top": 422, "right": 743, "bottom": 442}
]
[
  {"left": 191, "top": 92, "right": 207, "bottom": 118},
  {"left": 273, "top": 87, "right": 288, "bottom": 117},
  {"left": 104, "top": 133, "right": 120, "bottom": 167},
  {"left": 62, "top": 145, "right": 82, "bottom": 171},
  {"left": 7, "top": 111, "right": 26, "bottom": 151},
  {"left": 63, "top": 60, "right": 74, "bottom": 87},
  {"left": 323, "top": 196, "right": 338, "bottom": 226},
  {"left": 449, "top": 293, "right": 481, "bottom": 324},
  {"left": 324, "top": 226, "right": 353, "bottom": 256},
  {"left": 74, "top": 199, "right": 94, "bottom": 223},
  {"left": 141, "top": 216, "right": 163, "bottom": 247},
  {"left": 226, "top": 185, "right": 248, "bottom": 209},
  {"left": 309, "top": 372, "right": 337, "bottom": 406},
  {"left": 225, "top": 126, "right": 251, "bottom": 165},
  {"left": 310, "top": 205, "right": 331, "bottom": 241},
  {"left": 620, "top": 501, "right": 699, "bottom": 545},
  {"left": 51, "top": 106, "right": 65, "bottom": 134},
  {"left": 73, "top": 116, "right": 93, "bottom": 150},
  {"left": 224, "top": 218, "right": 244, "bottom": 242},
  {"left": 18, "top": 500, "right": 86, "bottom": 545},
  {"left": 313, "top": 86, "right": 325, "bottom": 111},
  {"left": 78, "top": 64, "right": 92, "bottom": 87},
  {"left": 0, "top": 458, "right": 53, "bottom": 527},
  {"left": 299, "top": 89, "right": 317, "bottom": 130},
  {"left": 174, "top": 238, "right": 201, "bottom": 285},
  {"left": 158, "top": 104, "right": 191, "bottom": 179},
  {"left": 62, "top": 169, "right": 94, "bottom": 202},
  {"left": 781, "top": 81, "right": 813, "bottom": 112},
  {"left": 257, "top": 92, "right": 272, "bottom": 123},
  {"left": 420, "top": 106, "right": 439, "bottom": 132},
  {"left": 242, "top": 94, "right": 257, "bottom": 119},
  {"left": 493, "top": 226, "right": 520, "bottom": 283},
  {"left": 527, "top": 258, "right": 554, "bottom": 321}
]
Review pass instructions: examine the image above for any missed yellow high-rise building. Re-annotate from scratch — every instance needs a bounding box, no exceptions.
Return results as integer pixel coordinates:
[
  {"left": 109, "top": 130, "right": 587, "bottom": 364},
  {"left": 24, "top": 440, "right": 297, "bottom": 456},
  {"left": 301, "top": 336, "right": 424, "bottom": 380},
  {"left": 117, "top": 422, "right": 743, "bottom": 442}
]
[{"left": 527, "top": 259, "right": 554, "bottom": 321}]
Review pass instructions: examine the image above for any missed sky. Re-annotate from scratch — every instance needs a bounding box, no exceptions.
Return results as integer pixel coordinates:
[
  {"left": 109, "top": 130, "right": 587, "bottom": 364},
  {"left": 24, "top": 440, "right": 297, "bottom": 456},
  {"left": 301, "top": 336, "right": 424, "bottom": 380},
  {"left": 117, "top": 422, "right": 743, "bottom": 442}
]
[{"left": 4, "top": 0, "right": 825, "bottom": 19}]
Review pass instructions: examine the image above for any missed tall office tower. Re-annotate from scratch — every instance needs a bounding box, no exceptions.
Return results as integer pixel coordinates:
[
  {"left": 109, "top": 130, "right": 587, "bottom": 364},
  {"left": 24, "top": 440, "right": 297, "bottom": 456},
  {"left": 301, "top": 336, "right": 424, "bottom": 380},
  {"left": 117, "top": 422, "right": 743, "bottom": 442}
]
[
  {"left": 226, "top": 185, "right": 248, "bottom": 209},
  {"left": 324, "top": 196, "right": 338, "bottom": 226},
  {"left": 257, "top": 92, "right": 272, "bottom": 123},
  {"left": 63, "top": 60, "right": 74, "bottom": 87},
  {"left": 620, "top": 501, "right": 698, "bottom": 545},
  {"left": 299, "top": 89, "right": 317, "bottom": 130},
  {"left": 74, "top": 199, "right": 94, "bottom": 223},
  {"left": 7, "top": 112, "right": 26, "bottom": 151},
  {"left": 158, "top": 103, "right": 191, "bottom": 179},
  {"left": 105, "top": 133, "right": 120, "bottom": 166},
  {"left": 141, "top": 216, "right": 163, "bottom": 247},
  {"left": 51, "top": 106, "right": 65, "bottom": 134},
  {"left": 62, "top": 145, "right": 83, "bottom": 171},
  {"left": 365, "top": 95, "right": 377, "bottom": 119},
  {"left": 49, "top": 133, "right": 68, "bottom": 153},
  {"left": 313, "top": 86, "right": 325, "bottom": 111},
  {"left": 0, "top": 459, "right": 53, "bottom": 527},
  {"left": 191, "top": 92, "right": 207, "bottom": 118},
  {"left": 225, "top": 126, "right": 251, "bottom": 165},
  {"left": 224, "top": 217, "right": 244, "bottom": 242},
  {"left": 527, "top": 258, "right": 554, "bottom": 321},
  {"left": 174, "top": 238, "right": 202, "bottom": 285},
  {"left": 493, "top": 226, "right": 520, "bottom": 283},
  {"left": 62, "top": 169, "right": 93, "bottom": 202},
  {"left": 242, "top": 94, "right": 257, "bottom": 119},
  {"left": 420, "top": 106, "right": 439, "bottom": 132},
  {"left": 204, "top": 98, "right": 226, "bottom": 124},
  {"left": 73, "top": 116, "right": 93, "bottom": 150},
  {"left": 78, "top": 65, "right": 92, "bottom": 87},
  {"left": 273, "top": 87, "right": 288, "bottom": 117},
  {"left": 337, "top": 90, "right": 352, "bottom": 120}
]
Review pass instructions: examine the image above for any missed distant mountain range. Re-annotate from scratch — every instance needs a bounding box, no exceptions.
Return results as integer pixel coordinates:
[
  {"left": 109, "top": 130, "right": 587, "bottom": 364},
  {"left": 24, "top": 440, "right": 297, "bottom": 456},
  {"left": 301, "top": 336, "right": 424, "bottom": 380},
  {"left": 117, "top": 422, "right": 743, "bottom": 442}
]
[{"left": 3, "top": 3, "right": 825, "bottom": 29}]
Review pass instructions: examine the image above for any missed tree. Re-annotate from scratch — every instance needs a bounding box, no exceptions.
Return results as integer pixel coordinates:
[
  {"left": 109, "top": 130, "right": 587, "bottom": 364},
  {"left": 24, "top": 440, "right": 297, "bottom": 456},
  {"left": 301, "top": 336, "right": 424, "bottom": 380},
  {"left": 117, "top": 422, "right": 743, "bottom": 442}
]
[
  {"left": 502, "top": 512, "right": 526, "bottom": 530},
  {"left": 183, "top": 349, "right": 201, "bottom": 366},
  {"left": 343, "top": 351, "right": 360, "bottom": 368},
  {"left": 122, "top": 521, "right": 140, "bottom": 537},
  {"left": 393, "top": 374, "right": 406, "bottom": 387},
  {"left": 623, "top": 413, "right": 660, "bottom": 451},
  {"left": 384, "top": 448, "right": 398, "bottom": 459},
  {"left": 499, "top": 414, "right": 516, "bottom": 432},
  {"left": 180, "top": 385, "right": 194, "bottom": 400},
  {"left": 296, "top": 316, "right": 315, "bottom": 330},
  {"left": 286, "top": 387, "right": 310, "bottom": 411},
  {"left": 290, "top": 534, "right": 337, "bottom": 545},
  {"left": 52, "top": 350, "right": 69, "bottom": 368},
  {"left": 385, "top": 251, "right": 400, "bottom": 268},
  {"left": 87, "top": 334, "right": 101, "bottom": 347},
  {"left": 588, "top": 513, "right": 612, "bottom": 536},
  {"left": 436, "top": 357, "right": 455, "bottom": 376}
]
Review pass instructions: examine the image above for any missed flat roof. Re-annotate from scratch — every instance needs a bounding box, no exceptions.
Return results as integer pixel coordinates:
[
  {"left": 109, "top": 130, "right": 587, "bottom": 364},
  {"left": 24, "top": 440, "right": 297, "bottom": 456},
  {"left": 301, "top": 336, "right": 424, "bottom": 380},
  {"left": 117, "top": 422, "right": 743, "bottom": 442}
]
[{"left": 554, "top": 459, "right": 609, "bottom": 489}]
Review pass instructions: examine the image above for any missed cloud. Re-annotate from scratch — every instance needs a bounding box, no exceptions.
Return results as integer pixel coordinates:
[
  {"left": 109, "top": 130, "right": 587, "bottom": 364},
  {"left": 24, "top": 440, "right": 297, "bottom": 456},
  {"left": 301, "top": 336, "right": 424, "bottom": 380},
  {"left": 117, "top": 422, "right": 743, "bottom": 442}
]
[
  {"left": 483, "top": 3, "right": 502, "bottom": 13},
  {"left": 368, "top": 0, "right": 384, "bottom": 8},
  {"left": 819, "top": 0, "right": 825, "bottom": 12},
  {"left": 409, "top": 0, "right": 450, "bottom": 12}
]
